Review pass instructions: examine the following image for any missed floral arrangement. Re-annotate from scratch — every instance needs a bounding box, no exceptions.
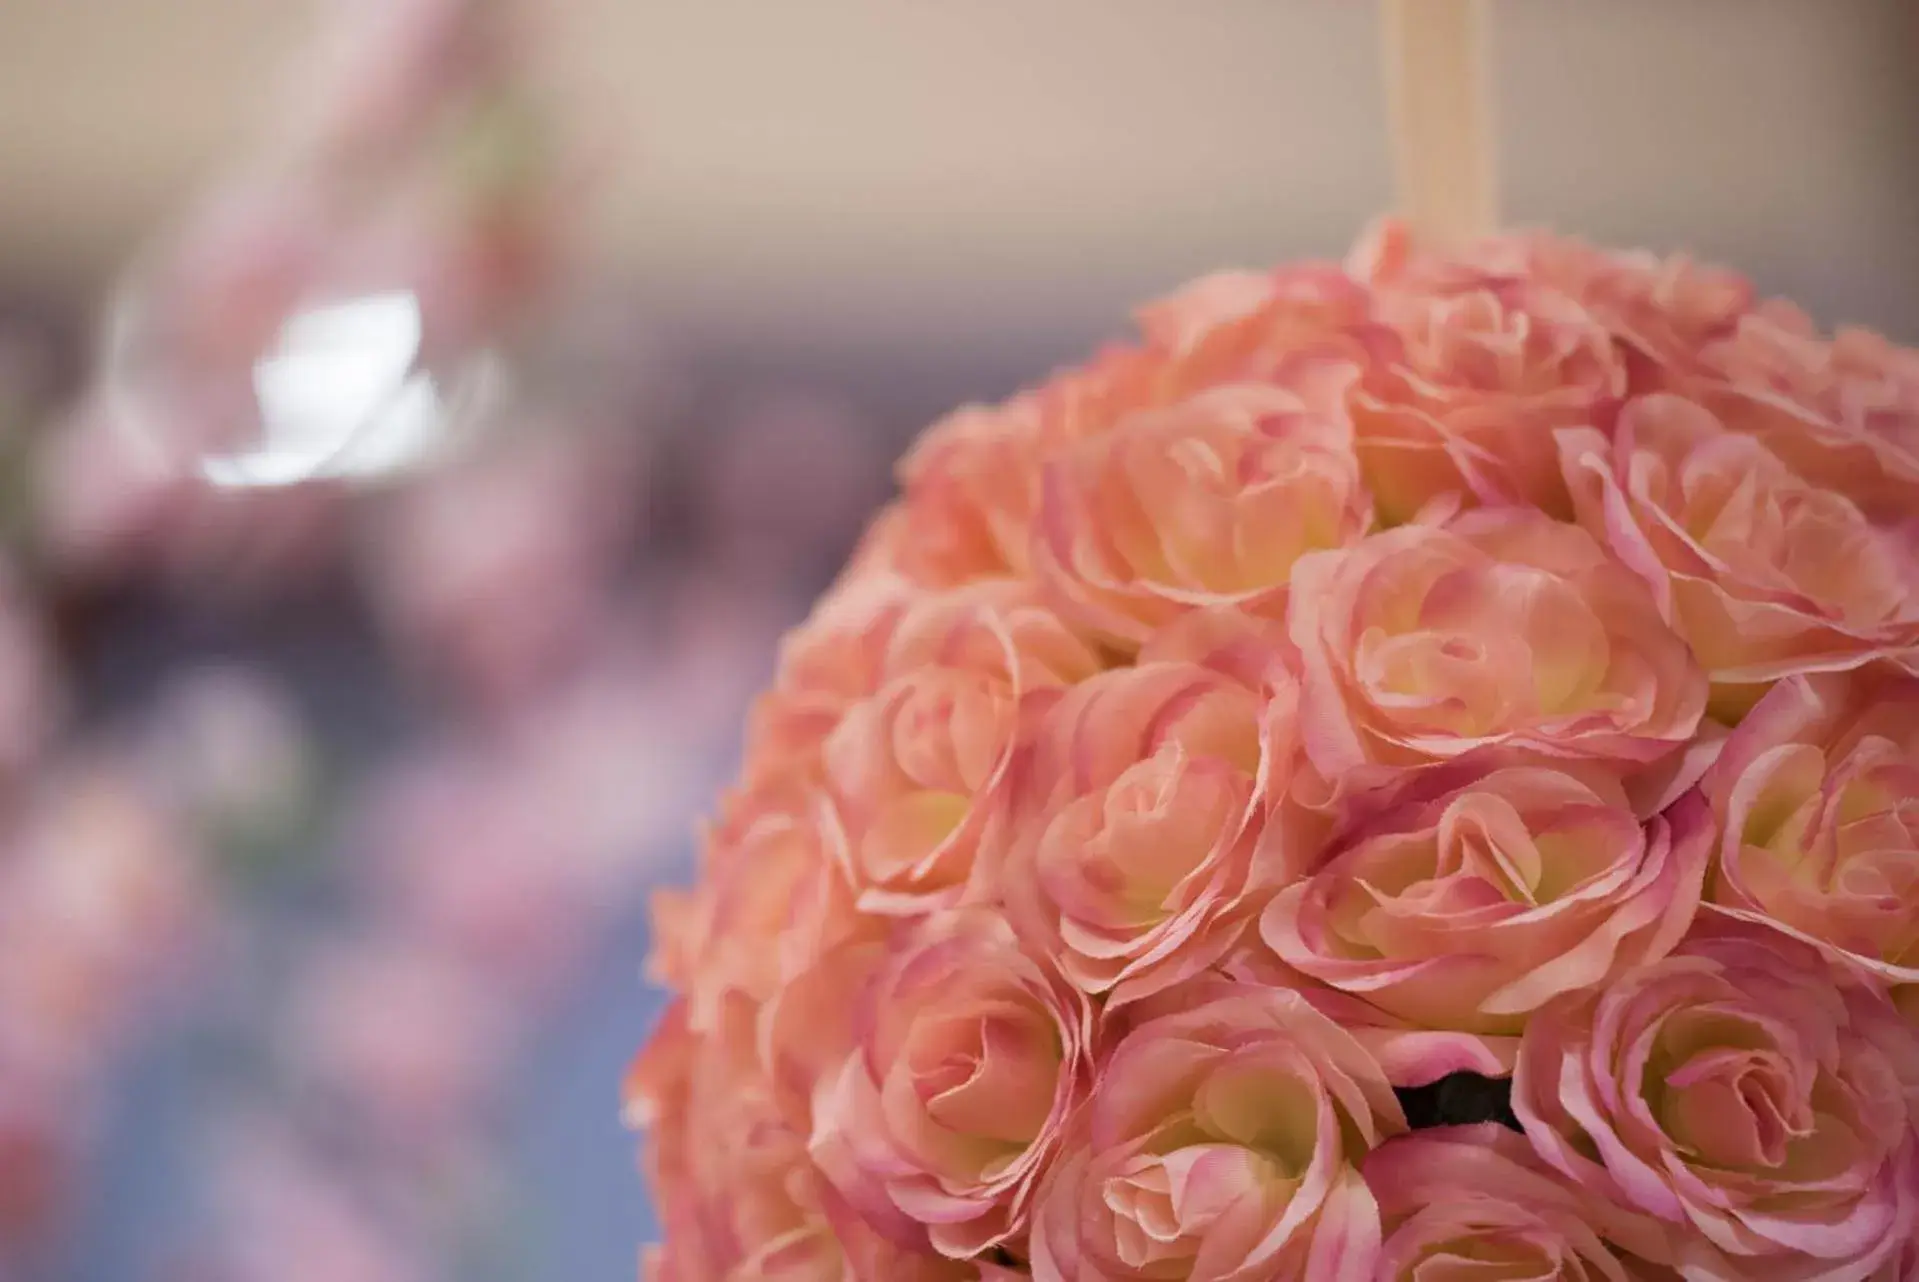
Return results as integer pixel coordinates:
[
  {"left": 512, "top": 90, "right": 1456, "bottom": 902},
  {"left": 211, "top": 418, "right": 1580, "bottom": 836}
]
[{"left": 628, "top": 219, "right": 1919, "bottom": 1281}]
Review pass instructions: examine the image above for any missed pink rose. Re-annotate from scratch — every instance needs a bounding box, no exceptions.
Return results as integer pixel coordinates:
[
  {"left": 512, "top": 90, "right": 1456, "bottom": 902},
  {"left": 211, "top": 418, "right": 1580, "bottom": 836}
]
[
  {"left": 1290, "top": 508, "right": 1707, "bottom": 801},
  {"left": 1514, "top": 929, "right": 1919, "bottom": 1278},
  {"left": 1354, "top": 278, "right": 1624, "bottom": 520},
  {"left": 805, "top": 909, "right": 1092, "bottom": 1259},
  {"left": 1034, "top": 370, "right": 1370, "bottom": 649},
  {"left": 1131, "top": 264, "right": 1369, "bottom": 365},
  {"left": 743, "top": 570, "right": 919, "bottom": 788},
  {"left": 889, "top": 399, "right": 1047, "bottom": 585},
  {"left": 651, "top": 776, "right": 875, "bottom": 1029},
  {"left": 1261, "top": 767, "right": 1708, "bottom": 1036},
  {"left": 821, "top": 581, "right": 1100, "bottom": 912},
  {"left": 1111, "top": 263, "right": 1373, "bottom": 424},
  {"left": 1024, "top": 262, "right": 1371, "bottom": 469},
  {"left": 1214, "top": 939, "right": 1518, "bottom": 1088},
  {"left": 1366, "top": 1125, "right": 1684, "bottom": 1280},
  {"left": 1693, "top": 310, "right": 1919, "bottom": 522},
  {"left": 1029, "top": 978, "right": 1403, "bottom": 1281},
  {"left": 1562, "top": 394, "right": 1919, "bottom": 703},
  {"left": 1004, "top": 655, "right": 1302, "bottom": 1004},
  {"left": 1353, "top": 217, "right": 1759, "bottom": 384},
  {"left": 881, "top": 265, "right": 1372, "bottom": 600},
  {"left": 626, "top": 1000, "right": 969, "bottom": 1282},
  {"left": 1700, "top": 669, "right": 1919, "bottom": 987}
]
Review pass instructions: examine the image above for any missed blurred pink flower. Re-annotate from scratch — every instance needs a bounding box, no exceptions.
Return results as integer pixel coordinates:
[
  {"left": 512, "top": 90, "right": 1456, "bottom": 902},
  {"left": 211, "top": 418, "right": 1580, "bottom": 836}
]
[{"left": 363, "top": 426, "right": 643, "bottom": 708}]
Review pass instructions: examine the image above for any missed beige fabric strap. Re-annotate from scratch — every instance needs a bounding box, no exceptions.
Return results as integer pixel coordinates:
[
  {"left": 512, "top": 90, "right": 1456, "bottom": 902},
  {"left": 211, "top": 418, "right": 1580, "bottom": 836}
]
[{"left": 1381, "top": 0, "right": 1498, "bottom": 248}]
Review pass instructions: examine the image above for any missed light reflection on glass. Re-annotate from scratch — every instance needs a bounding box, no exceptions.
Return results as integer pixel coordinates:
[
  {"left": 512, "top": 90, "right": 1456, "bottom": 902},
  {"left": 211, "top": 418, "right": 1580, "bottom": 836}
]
[{"left": 196, "top": 291, "right": 503, "bottom": 490}]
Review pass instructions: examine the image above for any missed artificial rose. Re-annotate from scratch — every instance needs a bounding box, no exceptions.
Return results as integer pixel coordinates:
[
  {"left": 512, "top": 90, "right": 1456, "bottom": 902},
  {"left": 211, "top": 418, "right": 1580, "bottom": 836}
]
[
  {"left": 1214, "top": 938, "right": 1519, "bottom": 1088},
  {"left": 1289, "top": 508, "right": 1707, "bottom": 801},
  {"left": 1261, "top": 767, "right": 1708, "bottom": 1037},
  {"left": 1699, "top": 668, "right": 1919, "bottom": 988},
  {"left": 1366, "top": 1124, "right": 1684, "bottom": 1281},
  {"left": 821, "top": 580, "right": 1100, "bottom": 913},
  {"left": 744, "top": 570, "right": 919, "bottom": 788},
  {"left": 1693, "top": 309, "right": 1919, "bottom": 523},
  {"left": 1352, "top": 217, "right": 1761, "bottom": 386},
  {"left": 1033, "top": 370, "right": 1370, "bottom": 649},
  {"left": 1130, "top": 263, "right": 1371, "bottom": 375},
  {"left": 1061, "top": 261, "right": 1372, "bottom": 449},
  {"left": 1353, "top": 277, "right": 1623, "bottom": 521},
  {"left": 888, "top": 399, "right": 1047, "bottom": 585},
  {"left": 1514, "top": 929, "right": 1919, "bottom": 1279},
  {"left": 650, "top": 777, "right": 874, "bottom": 1029},
  {"left": 1029, "top": 978, "right": 1403, "bottom": 1282},
  {"left": 626, "top": 998, "right": 968, "bottom": 1282},
  {"left": 1003, "top": 654, "right": 1301, "bottom": 1004},
  {"left": 806, "top": 909, "right": 1091, "bottom": 1260},
  {"left": 1562, "top": 394, "right": 1919, "bottom": 705}
]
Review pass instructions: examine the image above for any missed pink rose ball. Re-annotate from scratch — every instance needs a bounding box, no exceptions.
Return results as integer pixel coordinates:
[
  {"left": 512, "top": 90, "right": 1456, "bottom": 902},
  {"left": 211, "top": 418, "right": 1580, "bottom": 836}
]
[
  {"left": 630, "top": 219, "right": 1919, "bottom": 1276},
  {"left": 1514, "top": 929, "right": 1919, "bottom": 1278}
]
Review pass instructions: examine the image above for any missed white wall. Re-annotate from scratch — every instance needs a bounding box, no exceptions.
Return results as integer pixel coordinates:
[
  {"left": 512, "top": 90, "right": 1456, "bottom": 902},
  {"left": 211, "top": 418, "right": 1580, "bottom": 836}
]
[{"left": 1, "top": 0, "right": 1913, "bottom": 341}]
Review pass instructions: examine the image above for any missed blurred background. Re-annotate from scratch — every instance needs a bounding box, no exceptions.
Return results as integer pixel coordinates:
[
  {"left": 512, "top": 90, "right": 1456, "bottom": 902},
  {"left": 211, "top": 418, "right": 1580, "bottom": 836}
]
[{"left": 0, "top": 1, "right": 1912, "bottom": 1279}]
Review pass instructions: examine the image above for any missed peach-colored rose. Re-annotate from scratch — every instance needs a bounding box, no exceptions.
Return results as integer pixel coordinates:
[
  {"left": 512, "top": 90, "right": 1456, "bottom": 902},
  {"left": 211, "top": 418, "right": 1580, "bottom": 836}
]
[
  {"left": 1563, "top": 394, "right": 1919, "bottom": 703},
  {"left": 890, "top": 399, "right": 1048, "bottom": 585},
  {"left": 822, "top": 581, "right": 1100, "bottom": 913},
  {"left": 626, "top": 998, "right": 969, "bottom": 1282},
  {"left": 1354, "top": 278, "right": 1624, "bottom": 520},
  {"left": 1033, "top": 370, "right": 1370, "bottom": 649},
  {"left": 1122, "top": 263, "right": 1375, "bottom": 404},
  {"left": 1029, "top": 978, "right": 1403, "bottom": 1282},
  {"left": 1004, "top": 655, "right": 1303, "bottom": 1004},
  {"left": 1352, "top": 217, "right": 1760, "bottom": 385},
  {"left": 1213, "top": 938, "right": 1519, "bottom": 1088},
  {"left": 805, "top": 909, "right": 1091, "bottom": 1259},
  {"left": 1009, "top": 263, "right": 1374, "bottom": 479},
  {"left": 651, "top": 777, "right": 875, "bottom": 1029},
  {"left": 881, "top": 266, "right": 1374, "bottom": 598},
  {"left": 1289, "top": 508, "right": 1707, "bottom": 802},
  {"left": 1695, "top": 310, "right": 1919, "bottom": 522},
  {"left": 1514, "top": 929, "right": 1919, "bottom": 1279},
  {"left": 1261, "top": 767, "right": 1708, "bottom": 1037},
  {"left": 1699, "top": 669, "right": 1919, "bottom": 988},
  {"left": 1366, "top": 1125, "right": 1685, "bottom": 1280},
  {"left": 744, "top": 570, "right": 920, "bottom": 787},
  {"left": 1576, "top": 251, "right": 1760, "bottom": 384}
]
